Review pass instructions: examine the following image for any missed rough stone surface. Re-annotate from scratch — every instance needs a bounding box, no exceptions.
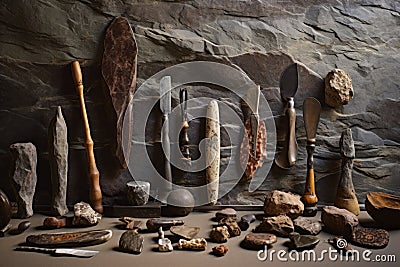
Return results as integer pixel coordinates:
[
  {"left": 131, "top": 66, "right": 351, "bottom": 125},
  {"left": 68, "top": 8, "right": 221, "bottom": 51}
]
[
  {"left": 72, "top": 201, "right": 102, "bottom": 226},
  {"left": 321, "top": 206, "right": 359, "bottom": 235},
  {"left": 293, "top": 217, "right": 322, "bottom": 235},
  {"left": 264, "top": 190, "right": 304, "bottom": 219},
  {"left": 9, "top": 143, "right": 37, "bottom": 218},
  {"left": 119, "top": 230, "right": 144, "bottom": 254},
  {"left": 325, "top": 69, "right": 354, "bottom": 107},
  {"left": 102, "top": 17, "right": 137, "bottom": 169},
  {"left": 215, "top": 208, "right": 237, "bottom": 221},
  {"left": 254, "top": 215, "right": 294, "bottom": 237},
  {"left": 346, "top": 226, "right": 389, "bottom": 249},
  {"left": 212, "top": 244, "right": 228, "bottom": 257},
  {"left": 177, "top": 238, "right": 207, "bottom": 251},
  {"left": 334, "top": 129, "right": 360, "bottom": 215},
  {"left": 48, "top": 106, "right": 69, "bottom": 216},
  {"left": 289, "top": 232, "right": 320, "bottom": 250},
  {"left": 241, "top": 233, "right": 277, "bottom": 250},
  {"left": 209, "top": 226, "right": 230, "bottom": 243},
  {"left": 218, "top": 217, "right": 241, "bottom": 237},
  {"left": 126, "top": 181, "right": 150, "bottom": 206},
  {"left": 0, "top": 1, "right": 399, "bottom": 206}
]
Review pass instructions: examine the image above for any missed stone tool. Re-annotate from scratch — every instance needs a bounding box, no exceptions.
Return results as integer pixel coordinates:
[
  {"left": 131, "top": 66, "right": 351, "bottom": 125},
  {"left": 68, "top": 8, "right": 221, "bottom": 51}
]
[{"left": 275, "top": 63, "right": 299, "bottom": 169}]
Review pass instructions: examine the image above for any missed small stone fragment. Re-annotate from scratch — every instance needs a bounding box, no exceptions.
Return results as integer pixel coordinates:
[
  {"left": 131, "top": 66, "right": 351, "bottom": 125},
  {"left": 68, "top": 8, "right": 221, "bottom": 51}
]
[
  {"left": 17, "top": 221, "right": 30, "bottom": 233},
  {"left": 254, "top": 215, "right": 294, "bottom": 237},
  {"left": 289, "top": 232, "right": 320, "bottom": 250},
  {"left": 215, "top": 208, "right": 237, "bottom": 221},
  {"left": 10, "top": 143, "right": 37, "bottom": 218},
  {"left": 170, "top": 226, "right": 200, "bottom": 240},
  {"left": 43, "top": 216, "right": 68, "bottom": 229},
  {"left": 321, "top": 206, "right": 358, "bottom": 235},
  {"left": 325, "top": 69, "right": 354, "bottom": 107},
  {"left": 48, "top": 106, "right": 69, "bottom": 216},
  {"left": 72, "top": 202, "right": 102, "bottom": 226},
  {"left": 126, "top": 181, "right": 150, "bottom": 206},
  {"left": 209, "top": 226, "right": 230, "bottom": 243},
  {"left": 293, "top": 217, "right": 322, "bottom": 235},
  {"left": 119, "top": 230, "right": 144, "bottom": 254},
  {"left": 177, "top": 238, "right": 207, "bottom": 251},
  {"left": 212, "top": 244, "right": 229, "bottom": 257},
  {"left": 119, "top": 217, "right": 142, "bottom": 230},
  {"left": 218, "top": 217, "right": 241, "bottom": 237},
  {"left": 239, "top": 214, "right": 256, "bottom": 231},
  {"left": 263, "top": 190, "right": 304, "bottom": 219},
  {"left": 146, "top": 219, "right": 184, "bottom": 232},
  {"left": 241, "top": 233, "right": 277, "bottom": 250},
  {"left": 346, "top": 226, "right": 390, "bottom": 249}
]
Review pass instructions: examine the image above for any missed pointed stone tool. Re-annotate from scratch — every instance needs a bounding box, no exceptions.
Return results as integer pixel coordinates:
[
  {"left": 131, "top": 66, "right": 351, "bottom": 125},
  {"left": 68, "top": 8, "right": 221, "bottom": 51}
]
[
  {"left": 102, "top": 17, "right": 138, "bottom": 168},
  {"left": 334, "top": 128, "right": 360, "bottom": 215},
  {"left": 170, "top": 225, "right": 200, "bottom": 240},
  {"left": 48, "top": 106, "right": 69, "bottom": 216}
]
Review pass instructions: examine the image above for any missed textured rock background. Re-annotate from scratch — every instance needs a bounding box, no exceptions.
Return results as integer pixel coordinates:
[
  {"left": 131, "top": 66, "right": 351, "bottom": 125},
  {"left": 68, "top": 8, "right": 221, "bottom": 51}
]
[{"left": 0, "top": 0, "right": 399, "bottom": 206}]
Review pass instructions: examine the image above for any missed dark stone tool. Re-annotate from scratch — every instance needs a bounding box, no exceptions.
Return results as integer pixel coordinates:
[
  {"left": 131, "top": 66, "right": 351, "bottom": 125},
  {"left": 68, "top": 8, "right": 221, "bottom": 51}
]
[
  {"left": 301, "top": 97, "right": 321, "bottom": 216},
  {"left": 334, "top": 129, "right": 360, "bottom": 215},
  {"left": 275, "top": 63, "right": 299, "bottom": 169},
  {"left": 26, "top": 229, "right": 112, "bottom": 248},
  {"left": 102, "top": 17, "right": 138, "bottom": 169},
  {"left": 146, "top": 219, "right": 184, "bottom": 232}
]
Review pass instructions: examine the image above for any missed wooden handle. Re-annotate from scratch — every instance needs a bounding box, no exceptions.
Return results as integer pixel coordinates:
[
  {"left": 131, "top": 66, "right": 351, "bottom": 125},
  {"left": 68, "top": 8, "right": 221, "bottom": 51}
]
[
  {"left": 162, "top": 114, "right": 173, "bottom": 191},
  {"left": 286, "top": 102, "right": 298, "bottom": 166},
  {"left": 179, "top": 121, "right": 190, "bottom": 159},
  {"left": 71, "top": 61, "right": 103, "bottom": 214},
  {"left": 301, "top": 141, "right": 318, "bottom": 207}
]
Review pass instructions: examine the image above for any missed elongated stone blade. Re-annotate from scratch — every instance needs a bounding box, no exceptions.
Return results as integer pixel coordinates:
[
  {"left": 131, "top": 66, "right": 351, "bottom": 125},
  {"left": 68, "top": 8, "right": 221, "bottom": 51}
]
[
  {"left": 102, "top": 17, "right": 138, "bottom": 168},
  {"left": 48, "top": 106, "right": 69, "bottom": 216}
]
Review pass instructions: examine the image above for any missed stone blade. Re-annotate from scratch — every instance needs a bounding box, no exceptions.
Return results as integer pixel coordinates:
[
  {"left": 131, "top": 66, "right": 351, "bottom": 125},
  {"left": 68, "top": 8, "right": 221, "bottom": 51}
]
[
  {"left": 102, "top": 17, "right": 138, "bottom": 168},
  {"left": 170, "top": 226, "right": 200, "bottom": 240}
]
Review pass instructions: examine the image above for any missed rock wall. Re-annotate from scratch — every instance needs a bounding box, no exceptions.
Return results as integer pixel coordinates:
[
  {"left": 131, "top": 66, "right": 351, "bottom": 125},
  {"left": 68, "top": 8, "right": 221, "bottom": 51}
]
[{"left": 0, "top": 0, "right": 399, "bottom": 206}]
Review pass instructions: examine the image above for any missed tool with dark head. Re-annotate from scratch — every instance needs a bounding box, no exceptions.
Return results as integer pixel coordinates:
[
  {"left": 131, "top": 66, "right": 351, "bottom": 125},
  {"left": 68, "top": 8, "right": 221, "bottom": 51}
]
[
  {"left": 179, "top": 88, "right": 190, "bottom": 160},
  {"left": 301, "top": 97, "right": 321, "bottom": 216},
  {"left": 160, "top": 76, "right": 173, "bottom": 195},
  {"left": 275, "top": 63, "right": 299, "bottom": 169}
]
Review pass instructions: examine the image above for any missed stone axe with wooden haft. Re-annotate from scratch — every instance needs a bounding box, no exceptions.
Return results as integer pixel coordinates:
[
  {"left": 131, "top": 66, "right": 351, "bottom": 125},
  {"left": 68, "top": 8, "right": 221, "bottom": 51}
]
[
  {"left": 334, "top": 128, "right": 360, "bottom": 215},
  {"left": 71, "top": 61, "right": 103, "bottom": 214}
]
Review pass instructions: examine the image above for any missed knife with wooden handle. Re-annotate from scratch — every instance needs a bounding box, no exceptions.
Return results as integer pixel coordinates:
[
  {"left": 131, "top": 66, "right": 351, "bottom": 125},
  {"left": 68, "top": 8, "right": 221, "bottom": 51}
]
[
  {"left": 206, "top": 100, "right": 220, "bottom": 205},
  {"left": 160, "top": 76, "right": 173, "bottom": 193},
  {"left": 71, "top": 61, "right": 103, "bottom": 214}
]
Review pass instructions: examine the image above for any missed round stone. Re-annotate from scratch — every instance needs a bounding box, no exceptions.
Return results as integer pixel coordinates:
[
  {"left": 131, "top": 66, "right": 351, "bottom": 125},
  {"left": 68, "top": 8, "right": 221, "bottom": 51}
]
[
  {"left": 164, "top": 189, "right": 195, "bottom": 217},
  {"left": 241, "top": 233, "right": 277, "bottom": 250},
  {"left": 215, "top": 208, "right": 237, "bottom": 221}
]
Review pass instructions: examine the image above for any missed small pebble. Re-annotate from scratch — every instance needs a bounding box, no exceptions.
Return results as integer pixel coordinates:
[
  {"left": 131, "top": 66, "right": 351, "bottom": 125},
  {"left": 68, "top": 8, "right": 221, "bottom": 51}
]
[{"left": 212, "top": 244, "right": 228, "bottom": 257}]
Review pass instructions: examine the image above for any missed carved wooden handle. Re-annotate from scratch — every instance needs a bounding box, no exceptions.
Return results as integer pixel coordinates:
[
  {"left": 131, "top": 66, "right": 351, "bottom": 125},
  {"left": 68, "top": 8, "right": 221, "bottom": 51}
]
[
  {"left": 162, "top": 114, "right": 173, "bottom": 191},
  {"left": 71, "top": 61, "right": 103, "bottom": 214},
  {"left": 301, "top": 141, "right": 318, "bottom": 207},
  {"left": 286, "top": 99, "right": 298, "bottom": 166}
]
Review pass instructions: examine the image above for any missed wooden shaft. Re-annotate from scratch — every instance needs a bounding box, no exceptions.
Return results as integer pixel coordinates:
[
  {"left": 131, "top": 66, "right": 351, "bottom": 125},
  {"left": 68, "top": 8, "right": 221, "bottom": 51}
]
[
  {"left": 71, "top": 61, "right": 103, "bottom": 214},
  {"left": 162, "top": 114, "right": 173, "bottom": 191},
  {"left": 301, "top": 141, "right": 318, "bottom": 207},
  {"left": 179, "top": 120, "right": 190, "bottom": 159}
]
